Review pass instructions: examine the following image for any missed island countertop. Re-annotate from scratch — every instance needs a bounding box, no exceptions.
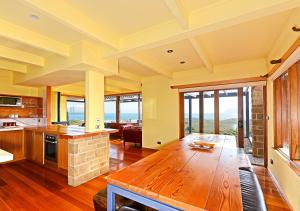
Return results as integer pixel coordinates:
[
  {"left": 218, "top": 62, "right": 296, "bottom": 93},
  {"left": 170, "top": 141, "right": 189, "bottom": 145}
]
[
  {"left": 107, "top": 134, "right": 250, "bottom": 211},
  {"left": 24, "top": 125, "right": 118, "bottom": 139}
]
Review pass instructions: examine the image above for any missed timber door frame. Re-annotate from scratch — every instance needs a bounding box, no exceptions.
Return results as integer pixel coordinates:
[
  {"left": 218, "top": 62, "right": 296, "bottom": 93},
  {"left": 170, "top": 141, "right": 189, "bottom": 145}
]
[{"left": 179, "top": 85, "right": 268, "bottom": 167}]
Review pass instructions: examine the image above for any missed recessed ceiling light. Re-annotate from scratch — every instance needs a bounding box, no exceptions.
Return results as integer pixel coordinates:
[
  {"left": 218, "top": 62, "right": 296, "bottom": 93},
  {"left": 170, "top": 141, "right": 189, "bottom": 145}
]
[
  {"left": 29, "top": 14, "right": 40, "bottom": 20},
  {"left": 167, "top": 49, "right": 173, "bottom": 53},
  {"left": 180, "top": 61, "right": 186, "bottom": 64}
]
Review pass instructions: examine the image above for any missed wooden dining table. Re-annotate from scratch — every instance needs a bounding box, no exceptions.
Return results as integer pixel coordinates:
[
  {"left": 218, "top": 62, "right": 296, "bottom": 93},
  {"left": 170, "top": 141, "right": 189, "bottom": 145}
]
[{"left": 107, "top": 134, "right": 250, "bottom": 211}]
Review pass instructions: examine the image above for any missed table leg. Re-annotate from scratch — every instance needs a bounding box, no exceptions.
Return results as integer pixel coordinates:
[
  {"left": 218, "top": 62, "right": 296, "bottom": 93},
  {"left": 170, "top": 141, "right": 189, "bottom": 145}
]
[
  {"left": 107, "top": 185, "right": 116, "bottom": 211},
  {"left": 107, "top": 184, "right": 182, "bottom": 211}
]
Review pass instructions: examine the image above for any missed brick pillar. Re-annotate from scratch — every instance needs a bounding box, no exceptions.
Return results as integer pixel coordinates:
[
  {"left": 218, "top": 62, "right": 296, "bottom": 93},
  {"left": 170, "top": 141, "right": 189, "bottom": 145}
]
[{"left": 251, "top": 86, "right": 264, "bottom": 158}]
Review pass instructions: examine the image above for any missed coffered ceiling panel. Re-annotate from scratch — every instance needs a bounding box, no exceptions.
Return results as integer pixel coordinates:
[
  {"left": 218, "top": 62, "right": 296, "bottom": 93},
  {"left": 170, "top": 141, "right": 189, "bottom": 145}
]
[
  {"left": 70, "top": 0, "right": 175, "bottom": 36},
  {"left": 134, "top": 39, "right": 205, "bottom": 72},
  {"left": 198, "top": 10, "right": 291, "bottom": 65},
  {"left": 0, "top": 0, "right": 84, "bottom": 44}
]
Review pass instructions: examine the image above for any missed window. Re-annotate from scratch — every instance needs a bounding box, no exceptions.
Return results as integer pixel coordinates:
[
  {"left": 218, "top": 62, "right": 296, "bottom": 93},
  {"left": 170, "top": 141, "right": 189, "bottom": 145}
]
[
  {"left": 104, "top": 94, "right": 142, "bottom": 124},
  {"left": 67, "top": 98, "right": 85, "bottom": 126},
  {"left": 274, "top": 61, "right": 300, "bottom": 161},
  {"left": 104, "top": 96, "right": 117, "bottom": 123},
  {"left": 120, "top": 95, "right": 140, "bottom": 123}
]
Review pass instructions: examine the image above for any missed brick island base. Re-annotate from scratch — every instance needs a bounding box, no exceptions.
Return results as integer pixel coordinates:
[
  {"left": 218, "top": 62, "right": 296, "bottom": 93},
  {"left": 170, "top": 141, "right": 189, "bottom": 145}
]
[{"left": 68, "top": 134, "right": 110, "bottom": 186}]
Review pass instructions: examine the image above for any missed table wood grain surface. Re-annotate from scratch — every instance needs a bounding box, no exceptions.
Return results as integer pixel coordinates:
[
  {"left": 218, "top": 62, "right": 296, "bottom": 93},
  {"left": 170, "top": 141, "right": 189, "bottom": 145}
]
[{"left": 107, "top": 134, "right": 250, "bottom": 211}]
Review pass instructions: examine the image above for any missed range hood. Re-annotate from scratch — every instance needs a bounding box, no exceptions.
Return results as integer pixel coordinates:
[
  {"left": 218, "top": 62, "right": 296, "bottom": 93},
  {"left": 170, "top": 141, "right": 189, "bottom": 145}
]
[{"left": 0, "top": 96, "right": 22, "bottom": 107}]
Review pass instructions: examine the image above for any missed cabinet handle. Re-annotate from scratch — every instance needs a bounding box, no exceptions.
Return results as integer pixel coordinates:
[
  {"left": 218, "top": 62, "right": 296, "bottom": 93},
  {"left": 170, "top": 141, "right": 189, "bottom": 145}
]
[{"left": 44, "top": 140, "right": 57, "bottom": 144}]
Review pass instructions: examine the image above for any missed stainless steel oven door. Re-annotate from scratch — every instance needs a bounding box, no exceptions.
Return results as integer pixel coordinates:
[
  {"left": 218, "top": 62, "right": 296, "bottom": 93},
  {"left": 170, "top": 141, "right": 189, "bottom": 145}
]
[{"left": 44, "top": 138, "right": 57, "bottom": 162}]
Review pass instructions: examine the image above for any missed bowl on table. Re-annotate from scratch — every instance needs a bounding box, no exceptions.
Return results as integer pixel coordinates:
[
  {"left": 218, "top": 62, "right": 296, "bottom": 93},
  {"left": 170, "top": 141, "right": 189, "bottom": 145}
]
[{"left": 188, "top": 141, "right": 215, "bottom": 150}]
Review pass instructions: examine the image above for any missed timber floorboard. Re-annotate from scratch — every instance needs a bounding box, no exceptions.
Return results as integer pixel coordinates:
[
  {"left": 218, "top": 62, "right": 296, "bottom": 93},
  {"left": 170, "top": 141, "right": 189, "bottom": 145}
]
[{"left": 0, "top": 140, "right": 292, "bottom": 211}]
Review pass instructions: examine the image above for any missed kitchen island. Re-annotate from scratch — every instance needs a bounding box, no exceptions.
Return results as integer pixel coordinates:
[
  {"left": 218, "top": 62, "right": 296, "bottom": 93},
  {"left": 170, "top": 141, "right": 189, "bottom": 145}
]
[
  {"left": 107, "top": 134, "right": 250, "bottom": 211},
  {"left": 0, "top": 125, "right": 117, "bottom": 186},
  {"left": 23, "top": 125, "right": 117, "bottom": 186}
]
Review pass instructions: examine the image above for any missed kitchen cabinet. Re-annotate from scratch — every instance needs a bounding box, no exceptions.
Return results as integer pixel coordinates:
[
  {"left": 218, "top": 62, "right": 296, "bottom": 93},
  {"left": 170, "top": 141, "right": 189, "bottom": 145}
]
[
  {"left": 24, "top": 130, "right": 44, "bottom": 164},
  {"left": 58, "top": 139, "right": 68, "bottom": 170},
  {"left": 0, "top": 130, "right": 24, "bottom": 161},
  {"left": 24, "top": 130, "right": 34, "bottom": 160}
]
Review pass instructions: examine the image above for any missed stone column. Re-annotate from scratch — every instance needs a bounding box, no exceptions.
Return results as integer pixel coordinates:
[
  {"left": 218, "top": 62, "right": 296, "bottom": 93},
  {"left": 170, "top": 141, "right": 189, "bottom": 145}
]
[
  {"left": 85, "top": 70, "right": 104, "bottom": 132},
  {"left": 68, "top": 134, "right": 110, "bottom": 186},
  {"left": 251, "top": 86, "right": 264, "bottom": 157}
]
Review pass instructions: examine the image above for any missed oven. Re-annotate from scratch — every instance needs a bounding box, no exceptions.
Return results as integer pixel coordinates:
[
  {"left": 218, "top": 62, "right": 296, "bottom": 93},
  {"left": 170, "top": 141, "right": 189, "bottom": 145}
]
[{"left": 44, "top": 134, "right": 57, "bottom": 162}]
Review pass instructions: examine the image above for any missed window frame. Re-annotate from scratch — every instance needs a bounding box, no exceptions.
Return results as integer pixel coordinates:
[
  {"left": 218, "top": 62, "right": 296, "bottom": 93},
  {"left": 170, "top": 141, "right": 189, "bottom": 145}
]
[{"left": 273, "top": 61, "right": 300, "bottom": 163}]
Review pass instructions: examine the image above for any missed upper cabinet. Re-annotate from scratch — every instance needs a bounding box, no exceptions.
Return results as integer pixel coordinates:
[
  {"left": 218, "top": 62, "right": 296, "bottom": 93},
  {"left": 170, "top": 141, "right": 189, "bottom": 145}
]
[{"left": 0, "top": 95, "right": 43, "bottom": 118}]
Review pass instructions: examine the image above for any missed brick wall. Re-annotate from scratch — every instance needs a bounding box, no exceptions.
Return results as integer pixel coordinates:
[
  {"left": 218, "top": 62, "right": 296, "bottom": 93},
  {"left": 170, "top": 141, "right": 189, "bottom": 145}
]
[
  {"left": 251, "top": 86, "right": 265, "bottom": 158},
  {"left": 68, "top": 134, "right": 110, "bottom": 186}
]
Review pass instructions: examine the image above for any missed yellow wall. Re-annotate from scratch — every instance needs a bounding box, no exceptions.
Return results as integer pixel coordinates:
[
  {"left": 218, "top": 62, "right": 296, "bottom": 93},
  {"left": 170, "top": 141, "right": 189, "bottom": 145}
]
[
  {"left": 142, "top": 59, "right": 267, "bottom": 149},
  {"left": 0, "top": 69, "right": 39, "bottom": 96},
  {"left": 142, "top": 76, "right": 179, "bottom": 149},
  {"left": 51, "top": 92, "right": 68, "bottom": 123},
  {"left": 51, "top": 91, "right": 58, "bottom": 122},
  {"left": 60, "top": 96, "right": 67, "bottom": 121}
]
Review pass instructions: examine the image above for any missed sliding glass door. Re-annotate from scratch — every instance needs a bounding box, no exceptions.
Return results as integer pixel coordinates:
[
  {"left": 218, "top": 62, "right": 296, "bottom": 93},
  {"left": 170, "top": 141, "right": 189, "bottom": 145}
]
[
  {"left": 219, "top": 89, "right": 238, "bottom": 135},
  {"left": 184, "top": 92, "right": 200, "bottom": 134},
  {"left": 203, "top": 91, "right": 214, "bottom": 134},
  {"left": 183, "top": 88, "right": 247, "bottom": 137}
]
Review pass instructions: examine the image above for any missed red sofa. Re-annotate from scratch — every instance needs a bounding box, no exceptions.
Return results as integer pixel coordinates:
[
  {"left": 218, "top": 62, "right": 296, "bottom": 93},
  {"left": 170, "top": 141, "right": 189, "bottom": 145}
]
[{"left": 123, "top": 126, "right": 142, "bottom": 147}]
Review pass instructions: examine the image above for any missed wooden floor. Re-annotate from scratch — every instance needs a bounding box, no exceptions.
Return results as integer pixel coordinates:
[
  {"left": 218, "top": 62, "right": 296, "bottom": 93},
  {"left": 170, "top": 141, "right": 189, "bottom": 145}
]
[
  {"left": 254, "top": 166, "right": 291, "bottom": 211},
  {"left": 0, "top": 140, "right": 291, "bottom": 211}
]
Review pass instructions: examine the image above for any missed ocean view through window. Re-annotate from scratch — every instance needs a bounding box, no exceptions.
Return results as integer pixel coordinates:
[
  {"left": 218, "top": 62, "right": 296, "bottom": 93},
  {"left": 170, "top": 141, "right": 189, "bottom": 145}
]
[
  {"left": 104, "top": 94, "right": 142, "bottom": 124},
  {"left": 67, "top": 99, "right": 85, "bottom": 126}
]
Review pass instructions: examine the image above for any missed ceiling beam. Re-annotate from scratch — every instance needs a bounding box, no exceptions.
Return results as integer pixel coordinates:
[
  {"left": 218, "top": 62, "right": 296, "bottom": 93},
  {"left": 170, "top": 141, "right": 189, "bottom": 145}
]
[
  {"left": 0, "top": 59, "right": 27, "bottom": 73},
  {"left": 117, "top": 69, "right": 143, "bottom": 83},
  {"left": 189, "top": 38, "right": 213, "bottom": 73},
  {"left": 0, "top": 19, "right": 69, "bottom": 57},
  {"left": 106, "top": 0, "right": 300, "bottom": 58},
  {"left": 105, "top": 78, "right": 142, "bottom": 91},
  {"left": 23, "top": 0, "right": 119, "bottom": 50},
  {"left": 128, "top": 55, "right": 172, "bottom": 78},
  {"left": 164, "top": 0, "right": 188, "bottom": 29},
  {"left": 0, "top": 45, "right": 44, "bottom": 66},
  {"left": 105, "top": 85, "right": 133, "bottom": 93}
]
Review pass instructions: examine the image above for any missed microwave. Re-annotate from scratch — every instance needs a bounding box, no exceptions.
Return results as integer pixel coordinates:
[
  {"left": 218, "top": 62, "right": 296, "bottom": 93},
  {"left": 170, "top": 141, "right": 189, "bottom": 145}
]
[{"left": 0, "top": 96, "right": 22, "bottom": 107}]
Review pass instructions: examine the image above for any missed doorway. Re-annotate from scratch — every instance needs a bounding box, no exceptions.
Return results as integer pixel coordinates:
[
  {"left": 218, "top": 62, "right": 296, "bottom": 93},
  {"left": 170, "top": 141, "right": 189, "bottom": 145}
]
[{"left": 181, "top": 85, "right": 267, "bottom": 166}]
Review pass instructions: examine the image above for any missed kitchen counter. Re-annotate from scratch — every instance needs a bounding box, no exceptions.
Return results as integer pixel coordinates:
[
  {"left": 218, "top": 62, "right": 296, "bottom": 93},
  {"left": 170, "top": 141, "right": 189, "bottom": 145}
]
[
  {"left": 0, "top": 149, "right": 13, "bottom": 163},
  {"left": 0, "top": 126, "right": 24, "bottom": 132},
  {"left": 24, "top": 125, "right": 118, "bottom": 139}
]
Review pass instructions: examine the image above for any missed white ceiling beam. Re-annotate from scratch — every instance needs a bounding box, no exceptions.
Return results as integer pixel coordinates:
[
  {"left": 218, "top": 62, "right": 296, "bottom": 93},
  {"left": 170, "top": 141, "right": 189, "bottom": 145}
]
[
  {"left": 128, "top": 55, "right": 172, "bottom": 78},
  {"left": 164, "top": 0, "right": 189, "bottom": 29},
  {"left": 0, "top": 19, "right": 69, "bottom": 57},
  {"left": 106, "top": 0, "right": 300, "bottom": 59},
  {"left": 188, "top": 38, "right": 213, "bottom": 73},
  {"left": 105, "top": 85, "right": 133, "bottom": 93},
  {"left": 0, "top": 45, "right": 44, "bottom": 66},
  {"left": 117, "top": 69, "right": 143, "bottom": 83},
  {"left": 105, "top": 78, "right": 142, "bottom": 91},
  {"left": 23, "top": 0, "right": 119, "bottom": 50},
  {"left": 0, "top": 59, "right": 27, "bottom": 73}
]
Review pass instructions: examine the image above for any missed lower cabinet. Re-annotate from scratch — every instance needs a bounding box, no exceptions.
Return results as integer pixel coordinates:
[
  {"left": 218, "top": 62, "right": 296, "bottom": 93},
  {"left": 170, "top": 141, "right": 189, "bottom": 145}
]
[
  {"left": 58, "top": 139, "right": 68, "bottom": 170},
  {"left": 24, "top": 130, "right": 44, "bottom": 164},
  {"left": 0, "top": 130, "right": 24, "bottom": 160}
]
